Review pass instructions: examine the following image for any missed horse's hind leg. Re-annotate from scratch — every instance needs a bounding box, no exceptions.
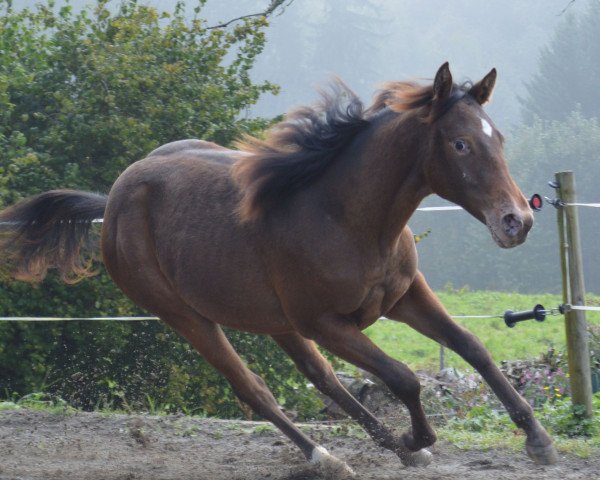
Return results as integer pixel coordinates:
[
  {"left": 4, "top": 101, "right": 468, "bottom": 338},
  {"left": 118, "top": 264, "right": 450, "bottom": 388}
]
[
  {"left": 161, "top": 313, "right": 356, "bottom": 479},
  {"left": 272, "top": 332, "right": 433, "bottom": 467},
  {"left": 389, "top": 272, "right": 558, "bottom": 465}
]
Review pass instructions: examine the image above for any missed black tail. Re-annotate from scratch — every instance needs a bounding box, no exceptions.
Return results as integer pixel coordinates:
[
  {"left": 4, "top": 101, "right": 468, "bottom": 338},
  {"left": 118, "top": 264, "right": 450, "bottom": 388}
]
[{"left": 0, "top": 190, "right": 108, "bottom": 283}]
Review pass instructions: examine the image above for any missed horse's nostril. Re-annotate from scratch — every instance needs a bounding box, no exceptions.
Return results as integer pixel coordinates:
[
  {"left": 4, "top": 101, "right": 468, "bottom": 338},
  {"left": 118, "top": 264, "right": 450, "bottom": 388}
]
[{"left": 502, "top": 213, "right": 524, "bottom": 237}]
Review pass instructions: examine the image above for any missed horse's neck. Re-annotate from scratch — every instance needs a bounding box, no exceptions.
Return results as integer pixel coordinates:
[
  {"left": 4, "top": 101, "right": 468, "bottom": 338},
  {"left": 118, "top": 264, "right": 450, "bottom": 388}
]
[{"left": 319, "top": 112, "right": 431, "bottom": 246}]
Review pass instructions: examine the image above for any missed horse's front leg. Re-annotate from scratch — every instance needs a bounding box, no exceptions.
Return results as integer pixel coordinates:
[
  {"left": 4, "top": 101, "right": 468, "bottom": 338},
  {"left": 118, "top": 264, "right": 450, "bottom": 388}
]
[
  {"left": 294, "top": 316, "right": 436, "bottom": 467},
  {"left": 389, "top": 271, "right": 558, "bottom": 465}
]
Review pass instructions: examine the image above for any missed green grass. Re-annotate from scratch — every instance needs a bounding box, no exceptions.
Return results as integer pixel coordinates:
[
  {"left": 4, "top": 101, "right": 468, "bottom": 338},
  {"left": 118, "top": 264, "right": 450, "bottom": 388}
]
[
  {"left": 439, "top": 394, "right": 600, "bottom": 459},
  {"left": 0, "top": 393, "right": 77, "bottom": 414},
  {"left": 438, "top": 426, "right": 600, "bottom": 459},
  {"left": 364, "top": 289, "right": 600, "bottom": 372}
]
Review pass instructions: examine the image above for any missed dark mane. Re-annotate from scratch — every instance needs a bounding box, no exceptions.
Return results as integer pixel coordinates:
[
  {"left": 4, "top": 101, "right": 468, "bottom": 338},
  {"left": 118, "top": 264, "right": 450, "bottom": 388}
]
[
  {"left": 233, "top": 79, "right": 370, "bottom": 221},
  {"left": 233, "top": 78, "right": 471, "bottom": 221},
  {"left": 368, "top": 80, "right": 471, "bottom": 122},
  {"left": 368, "top": 82, "right": 434, "bottom": 114}
]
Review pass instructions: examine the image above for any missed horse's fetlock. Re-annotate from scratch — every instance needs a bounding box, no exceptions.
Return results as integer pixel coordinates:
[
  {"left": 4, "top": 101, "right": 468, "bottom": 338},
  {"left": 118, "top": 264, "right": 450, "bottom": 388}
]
[
  {"left": 420, "top": 429, "right": 437, "bottom": 448},
  {"left": 508, "top": 405, "right": 535, "bottom": 429},
  {"left": 374, "top": 432, "right": 399, "bottom": 451}
]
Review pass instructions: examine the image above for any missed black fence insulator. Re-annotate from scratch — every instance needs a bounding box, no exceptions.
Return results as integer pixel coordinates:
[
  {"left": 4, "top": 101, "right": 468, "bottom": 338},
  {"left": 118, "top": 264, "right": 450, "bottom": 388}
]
[{"left": 504, "top": 304, "right": 546, "bottom": 328}]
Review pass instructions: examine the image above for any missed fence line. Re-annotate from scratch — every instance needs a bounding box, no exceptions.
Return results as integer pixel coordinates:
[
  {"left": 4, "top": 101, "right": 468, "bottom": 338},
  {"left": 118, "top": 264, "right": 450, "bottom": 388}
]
[
  {"left": 2, "top": 201, "right": 600, "bottom": 228},
  {"left": 0, "top": 316, "right": 159, "bottom": 322},
  {"left": 2, "top": 195, "right": 599, "bottom": 329},
  {"left": 3, "top": 303, "right": 598, "bottom": 322},
  {"left": 564, "top": 203, "right": 600, "bottom": 208},
  {"left": 415, "top": 201, "right": 600, "bottom": 213}
]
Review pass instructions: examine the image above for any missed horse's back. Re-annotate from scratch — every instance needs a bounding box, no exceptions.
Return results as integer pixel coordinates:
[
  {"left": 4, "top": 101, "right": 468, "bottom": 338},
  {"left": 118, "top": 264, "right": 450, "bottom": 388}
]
[{"left": 147, "top": 138, "right": 230, "bottom": 155}]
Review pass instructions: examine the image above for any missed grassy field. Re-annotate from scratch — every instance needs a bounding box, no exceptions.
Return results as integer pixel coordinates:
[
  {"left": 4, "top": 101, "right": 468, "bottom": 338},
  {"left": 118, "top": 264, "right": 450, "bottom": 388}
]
[{"left": 364, "top": 289, "right": 600, "bottom": 372}]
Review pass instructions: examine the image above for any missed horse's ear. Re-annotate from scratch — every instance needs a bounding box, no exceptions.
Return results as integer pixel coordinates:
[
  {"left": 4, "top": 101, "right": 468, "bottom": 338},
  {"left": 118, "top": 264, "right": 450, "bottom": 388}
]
[
  {"left": 432, "top": 62, "right": 453, "bottom": 103},
  {"left": 469, "top": 68, "right": 497, "bottom": 105}
]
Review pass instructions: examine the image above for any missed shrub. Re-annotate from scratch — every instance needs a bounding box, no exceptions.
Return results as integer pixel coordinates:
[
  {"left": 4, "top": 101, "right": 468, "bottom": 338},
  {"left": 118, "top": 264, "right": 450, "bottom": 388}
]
[{"left": 0, "top": 0, "right": 329, "bottom": 420}]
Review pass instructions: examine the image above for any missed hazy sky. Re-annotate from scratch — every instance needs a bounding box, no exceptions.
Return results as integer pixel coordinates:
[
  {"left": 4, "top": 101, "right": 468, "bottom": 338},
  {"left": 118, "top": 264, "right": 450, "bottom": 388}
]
[
  {"left": 30, "top": 0, "right": 587, "bottom": 128},
  {"left": 191, "top": 0, "right": 587, "bottom": 129}
]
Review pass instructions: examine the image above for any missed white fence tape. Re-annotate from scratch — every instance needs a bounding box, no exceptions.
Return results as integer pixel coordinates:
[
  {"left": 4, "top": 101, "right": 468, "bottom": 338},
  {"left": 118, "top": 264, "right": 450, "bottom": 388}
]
[
  {"left": 416, "top": 206, "right": 463, "bottom": 212},
  {"left": 565, "top": 203, "right": 600, "bottom": 208},
  {"left": 0, "top": 316, "right": 159, "bottom": 322},
  {"left": 568, "top": 305, "right": 600, "bottom": 312}
]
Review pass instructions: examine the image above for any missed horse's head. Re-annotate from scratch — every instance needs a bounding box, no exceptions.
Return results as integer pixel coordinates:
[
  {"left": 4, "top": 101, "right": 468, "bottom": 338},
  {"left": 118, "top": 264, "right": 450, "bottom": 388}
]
[{"left": 422, "top": 63, "right": 532, "bottom": 248}]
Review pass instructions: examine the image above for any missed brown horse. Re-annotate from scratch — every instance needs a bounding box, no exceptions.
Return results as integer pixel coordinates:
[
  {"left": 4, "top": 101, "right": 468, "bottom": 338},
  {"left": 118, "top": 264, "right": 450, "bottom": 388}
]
[{"left": 0, "top": 63, "right": 557, "bottom": 478}]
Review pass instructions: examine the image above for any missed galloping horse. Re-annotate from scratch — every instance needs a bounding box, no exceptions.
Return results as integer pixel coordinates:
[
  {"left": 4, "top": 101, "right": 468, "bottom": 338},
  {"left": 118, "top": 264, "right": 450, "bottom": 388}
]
[{"left": 0, "top": 63, "right": 557, "bottom": 478}]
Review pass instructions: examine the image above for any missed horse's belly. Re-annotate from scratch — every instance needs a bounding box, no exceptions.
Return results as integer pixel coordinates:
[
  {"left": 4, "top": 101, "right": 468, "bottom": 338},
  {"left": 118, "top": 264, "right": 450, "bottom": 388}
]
[
  {"left": 161, "top": 232, "right": 292, "bottom": 334},
  {"left": 174, "top": 269, "right": 293, "bottom": 335}
]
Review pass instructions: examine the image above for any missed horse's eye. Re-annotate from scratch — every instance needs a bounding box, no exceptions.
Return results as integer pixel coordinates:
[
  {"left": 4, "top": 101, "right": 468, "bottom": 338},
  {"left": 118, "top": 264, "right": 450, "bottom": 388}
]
[{"left": 453, "top": 139, "right": 469, "bottom": 153}]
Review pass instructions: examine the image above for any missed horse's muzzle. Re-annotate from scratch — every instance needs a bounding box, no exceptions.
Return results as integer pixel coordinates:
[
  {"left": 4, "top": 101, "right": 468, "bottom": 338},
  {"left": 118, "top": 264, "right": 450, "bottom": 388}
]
[{"left": 487, "top": 209, "right": 533, "bottom": 248}]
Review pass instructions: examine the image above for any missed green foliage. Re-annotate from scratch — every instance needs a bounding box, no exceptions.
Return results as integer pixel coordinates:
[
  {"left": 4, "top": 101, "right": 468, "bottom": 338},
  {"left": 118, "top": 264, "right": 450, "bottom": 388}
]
[
  {"left": 0, "top": 307, "right": 328, "bottom": 419},
  {"left": 442, "top": 394, "right": 600, "bottom": 456},
  {"left": 0, "top": 392, "right": 77, "bottom": 414},
  {"left": 252, "top": 424, "right": 276, "bottom": 435},
  {"left": 448, "top": 404, "right": 513, "bottom": 433},
  {"left": 504, "top": 346, "right": 571, "bottom": 408},
  {"left": 540, "top": 393, "right": 600, "bottom": 438},
  {"left": 441, "top": 397, "right": 600, "bottom": 458},
  {"left": 520, "top": 0, "right": 600, "bottom": 123},
  {"left": 0, "top": 0, "right": 278, "bottom": 201},
  {"left": 506, "top": 112, "right": 600, "bottom": 292},
  {"left": 0, "top": 0, "right": 329, "bottom": 421}
]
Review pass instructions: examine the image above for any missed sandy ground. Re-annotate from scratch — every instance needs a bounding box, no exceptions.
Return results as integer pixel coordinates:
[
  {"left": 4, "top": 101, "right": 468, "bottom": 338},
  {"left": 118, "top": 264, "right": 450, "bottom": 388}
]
[{"left": 0, "top": 408, "right": 598, "bottom": 480}]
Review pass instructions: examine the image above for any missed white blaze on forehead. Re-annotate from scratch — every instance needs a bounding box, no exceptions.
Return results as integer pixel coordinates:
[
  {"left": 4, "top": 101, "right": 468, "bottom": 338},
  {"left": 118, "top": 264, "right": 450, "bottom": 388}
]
[{"left": 481, "top": 118, "right": 493, "bottom": 137}]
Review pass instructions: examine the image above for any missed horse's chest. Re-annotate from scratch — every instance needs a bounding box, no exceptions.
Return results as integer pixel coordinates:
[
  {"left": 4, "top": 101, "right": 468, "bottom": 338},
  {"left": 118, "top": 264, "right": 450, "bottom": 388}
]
[
  {"left": 351, "top": 237, "right": 418, "bottom": 328},
  {"left": 353, "top": 263, "right": 415, "bottom": 328},
  {"left": 269, "top": 223, "right": 418, "bottom": 326}
]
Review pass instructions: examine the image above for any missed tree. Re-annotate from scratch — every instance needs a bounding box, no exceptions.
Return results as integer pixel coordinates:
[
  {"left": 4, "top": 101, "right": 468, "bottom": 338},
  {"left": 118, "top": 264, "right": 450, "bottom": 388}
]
[
  {"left": 0, "top": 0, "right": 280, "bottom": 201},
  {"left": 0, "top": 0, "right": 325, "bottom": 418},
  {"left": 520, "top": 0, "right": 600, "bottom": 123}
]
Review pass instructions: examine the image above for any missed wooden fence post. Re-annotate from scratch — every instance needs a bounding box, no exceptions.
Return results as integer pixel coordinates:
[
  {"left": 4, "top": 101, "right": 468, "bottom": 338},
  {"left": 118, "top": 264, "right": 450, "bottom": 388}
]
[{"left": 555, "top": 171, "right": 593, "bottom": 417}]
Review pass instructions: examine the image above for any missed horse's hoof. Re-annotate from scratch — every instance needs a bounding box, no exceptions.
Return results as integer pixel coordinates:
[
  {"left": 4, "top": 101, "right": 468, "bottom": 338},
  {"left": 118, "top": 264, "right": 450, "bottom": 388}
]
[
  {"left": 526, "top": 442, "right": 559, "bottom": 465},
  {"left": 310, "top": 446, "right": 356, "bottom": 479},
  {"left": 398, "top": 448, "right": 433, "bottom": 467}
]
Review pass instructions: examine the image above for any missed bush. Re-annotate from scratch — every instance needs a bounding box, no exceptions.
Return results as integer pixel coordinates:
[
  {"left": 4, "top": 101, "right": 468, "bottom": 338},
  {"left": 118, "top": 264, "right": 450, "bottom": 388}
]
[
  {"left": 0, "top": 0, "right": 329, "bottom": 420},
  {"left": 501, "top": 347, "right": 571, "bottom": 408},
  {"left": 539, "top": 393, "right": 600, "bottom": 438},
  {"left": 0, "top": 302, "right": 328, "bottom": 419}
]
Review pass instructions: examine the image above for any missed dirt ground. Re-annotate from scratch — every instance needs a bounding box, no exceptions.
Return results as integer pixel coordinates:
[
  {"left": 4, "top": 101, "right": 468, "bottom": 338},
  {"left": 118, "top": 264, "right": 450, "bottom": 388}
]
[{"left": 0, "top": 409, "right": 598, "bottom": 480}]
